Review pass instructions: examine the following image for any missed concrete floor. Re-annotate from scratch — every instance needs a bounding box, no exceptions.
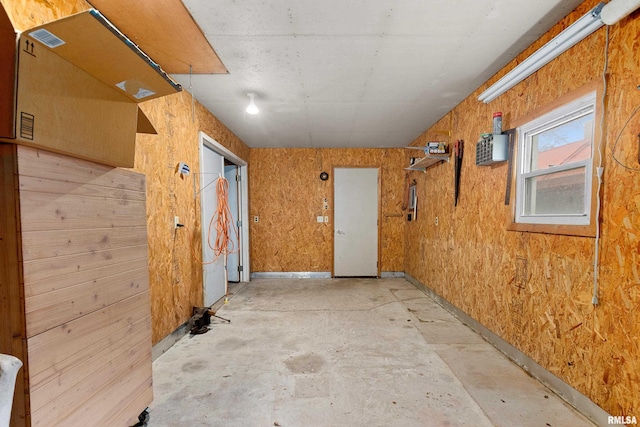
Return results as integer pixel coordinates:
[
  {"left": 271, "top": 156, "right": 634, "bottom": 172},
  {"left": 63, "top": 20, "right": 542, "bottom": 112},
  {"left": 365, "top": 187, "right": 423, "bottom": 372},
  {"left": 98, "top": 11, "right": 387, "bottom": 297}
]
[{"left": 149, "top": 278, "right": 595, "bottom": 427}]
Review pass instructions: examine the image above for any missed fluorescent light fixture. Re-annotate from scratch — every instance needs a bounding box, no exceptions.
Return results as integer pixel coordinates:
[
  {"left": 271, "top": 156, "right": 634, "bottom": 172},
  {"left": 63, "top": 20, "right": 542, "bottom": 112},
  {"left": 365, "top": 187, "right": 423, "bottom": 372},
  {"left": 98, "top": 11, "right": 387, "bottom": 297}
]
[
  {"left": 478, "top": 2, "right": 605, "bottom": 103},
  {"left": 246, "top": 92, "right": 259, "bottom": 114}
]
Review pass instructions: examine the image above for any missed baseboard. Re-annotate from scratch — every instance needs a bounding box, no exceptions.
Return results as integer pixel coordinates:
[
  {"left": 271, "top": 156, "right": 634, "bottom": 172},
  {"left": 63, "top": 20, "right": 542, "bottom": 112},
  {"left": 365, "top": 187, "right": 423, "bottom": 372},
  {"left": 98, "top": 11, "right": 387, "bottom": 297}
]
[
  {"left": 250, "top": 272, "right": 332, "bottom": 279},
  {"left": 152, "top": 321, "right": 190, "bottom": 361},
  {"left": 381, "top": 271, "right": 405, "bottom": 278},
  {"left": 405, "top": 274, "right": 610, "bottom": 427},
  {"left": 250, "top": 272, "right": 405, "bottom": 279}
]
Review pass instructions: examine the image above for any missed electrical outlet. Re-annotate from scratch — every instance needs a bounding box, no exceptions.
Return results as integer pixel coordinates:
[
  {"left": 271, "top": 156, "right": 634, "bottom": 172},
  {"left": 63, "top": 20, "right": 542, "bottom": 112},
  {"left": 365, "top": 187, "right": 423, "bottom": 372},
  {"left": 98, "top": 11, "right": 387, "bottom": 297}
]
[
  {"left": 174, "top": 216, "right": 179, "bottom": 229},
  {"left": 435, "top": 216, "right": 439, "bottom": 226},
  {"left": 254, "top": 216, "right": 259, "bottom": 223},
  {"left": 317, "top": 216, "right": 324, "bottom": 223}
]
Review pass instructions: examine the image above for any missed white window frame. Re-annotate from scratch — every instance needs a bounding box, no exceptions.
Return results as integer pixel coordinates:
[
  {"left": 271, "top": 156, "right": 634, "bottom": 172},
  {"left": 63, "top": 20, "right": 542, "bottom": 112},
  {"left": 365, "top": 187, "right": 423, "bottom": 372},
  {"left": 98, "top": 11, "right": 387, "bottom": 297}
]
[{"left": 515, "top": 91, "right": 597, "bottom": 226}]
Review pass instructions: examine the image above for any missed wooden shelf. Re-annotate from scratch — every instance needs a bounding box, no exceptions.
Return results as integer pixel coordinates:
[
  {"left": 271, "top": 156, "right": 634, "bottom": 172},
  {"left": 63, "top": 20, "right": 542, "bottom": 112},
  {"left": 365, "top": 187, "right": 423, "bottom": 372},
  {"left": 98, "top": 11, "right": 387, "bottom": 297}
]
[
  {"left": 86, "top": 0, "right": 227, "bottom": 74},
  {"left": 405, "top": 153, "right": 450, "bottom": 170}
]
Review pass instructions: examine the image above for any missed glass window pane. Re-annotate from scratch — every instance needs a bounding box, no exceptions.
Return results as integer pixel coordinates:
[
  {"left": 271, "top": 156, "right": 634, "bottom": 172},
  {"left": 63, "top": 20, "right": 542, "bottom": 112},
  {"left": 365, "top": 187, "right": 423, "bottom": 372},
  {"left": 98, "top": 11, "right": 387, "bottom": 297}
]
[
  {"left": 523, "top": 167, "right": 586, "bottom": 216},
  {"left": 529, "top": 113, "right": 593, "bottom": 172}
]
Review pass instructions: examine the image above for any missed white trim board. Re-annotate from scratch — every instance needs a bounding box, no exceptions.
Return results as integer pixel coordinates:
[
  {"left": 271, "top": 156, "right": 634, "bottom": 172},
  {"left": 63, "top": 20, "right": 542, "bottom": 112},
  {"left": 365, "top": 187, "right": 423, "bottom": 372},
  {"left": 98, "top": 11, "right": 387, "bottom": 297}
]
[{"left": 251, "top": 272, "right": 332, "bottom": 279}]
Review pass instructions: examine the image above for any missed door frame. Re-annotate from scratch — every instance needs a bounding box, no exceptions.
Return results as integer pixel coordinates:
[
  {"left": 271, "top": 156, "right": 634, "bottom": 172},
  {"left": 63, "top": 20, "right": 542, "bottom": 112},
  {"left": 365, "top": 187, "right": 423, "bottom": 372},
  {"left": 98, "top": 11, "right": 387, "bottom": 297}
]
[
  {"left": 199, "top": 132, "right": 250, "bottom": 283},
  {"left": 331, "top": 165, "right": 381, "bottom": 277},
  {"left": 199, "top": 142, "right": 225, "bottom": 306}
]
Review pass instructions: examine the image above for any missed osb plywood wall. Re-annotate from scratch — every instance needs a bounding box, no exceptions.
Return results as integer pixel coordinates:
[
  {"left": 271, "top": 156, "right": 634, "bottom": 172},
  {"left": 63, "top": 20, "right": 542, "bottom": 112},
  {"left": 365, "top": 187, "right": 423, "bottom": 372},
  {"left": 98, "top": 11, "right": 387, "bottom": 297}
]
[
  {"left": 135, "top": 93, "right": 202, "bottom": 345},
  {"left": 3, "top": 0, "right": 251, "bottom": 345},
  {"left": 137, "top": 93, "right": 250, "bottom": 344},
  {"left": 249, "top": 148, "right": 405, "bottom": 273},
  {"left": 0, "top": 0, "right": 89, "bottom": 30},
  {"left": 405, "top": 0, "right": 639, "bottom": 417}
]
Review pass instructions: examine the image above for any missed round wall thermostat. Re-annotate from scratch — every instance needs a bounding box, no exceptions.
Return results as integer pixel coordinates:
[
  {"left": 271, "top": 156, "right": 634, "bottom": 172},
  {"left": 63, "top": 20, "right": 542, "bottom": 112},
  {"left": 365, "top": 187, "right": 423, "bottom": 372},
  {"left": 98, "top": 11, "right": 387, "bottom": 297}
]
[{"left": 320, "top": 172, "right": 329, "bottom": 181}]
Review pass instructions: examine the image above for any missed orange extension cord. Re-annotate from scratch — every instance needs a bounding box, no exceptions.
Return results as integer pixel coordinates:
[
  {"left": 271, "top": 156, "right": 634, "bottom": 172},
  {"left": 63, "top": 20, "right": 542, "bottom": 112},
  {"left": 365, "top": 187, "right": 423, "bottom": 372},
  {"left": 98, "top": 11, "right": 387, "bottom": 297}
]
[
  {"left": 208, "top": 176, "right": 239, "bottom": 258},
  {"left": 182, "top": 176, "right": 239, "bottom": 266}
]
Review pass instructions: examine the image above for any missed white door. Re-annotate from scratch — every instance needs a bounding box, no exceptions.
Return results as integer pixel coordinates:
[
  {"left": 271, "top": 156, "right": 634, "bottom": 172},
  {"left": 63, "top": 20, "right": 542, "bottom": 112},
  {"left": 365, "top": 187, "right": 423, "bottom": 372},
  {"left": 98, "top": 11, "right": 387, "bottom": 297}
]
[
  {"left": 224, "top": 164, "right": 240, "bottom": 282},
  {"left": 334, "top": 168, "right": 379, "bottom": 277},
  {"left": 200, "top": 144, "right": 225, "bottom": 307}
]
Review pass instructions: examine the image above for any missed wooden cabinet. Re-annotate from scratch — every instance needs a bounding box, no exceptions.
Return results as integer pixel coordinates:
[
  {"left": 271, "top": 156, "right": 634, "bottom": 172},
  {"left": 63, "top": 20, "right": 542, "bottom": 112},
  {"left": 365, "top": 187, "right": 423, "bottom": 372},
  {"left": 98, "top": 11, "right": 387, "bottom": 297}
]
[{"left": 0, "top": 144, "right": 152, "bottom": 426}]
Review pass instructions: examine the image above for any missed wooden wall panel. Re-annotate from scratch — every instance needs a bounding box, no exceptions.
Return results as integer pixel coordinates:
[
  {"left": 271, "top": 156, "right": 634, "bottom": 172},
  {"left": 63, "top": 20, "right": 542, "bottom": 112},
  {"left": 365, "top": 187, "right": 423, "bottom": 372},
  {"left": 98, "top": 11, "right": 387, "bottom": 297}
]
[
  {"left": 14, "top": 146, "right": 152, "bottom": 427},
  {"left": 249, "top": 149, "right": 326, "bottom": 272},
  {"left": 29, "top": 312, "right": 149, "bottom": 414},
  {"left": 134, "top": 93, "right": 202, "bottom": 345},
  {"left": 0, "top": 0, "right": 89, "bottom": 31},
  {"left": 249, "top": 148, "right": 404, "bottom": 273},
  {"left": 0, "top": 143, "right": 28, "bottom": 426},
  {"left": 405, "top": 0, "right": 640, "bottom": 418},
  {"left": 25, "top": 266, "right": 148, "bottom": 336},
  {"left": 593, "top": 8, "right": 640, "bottom": 416},
  {"left": 1, "top": 143, "right": 151, "bottom": 426}
]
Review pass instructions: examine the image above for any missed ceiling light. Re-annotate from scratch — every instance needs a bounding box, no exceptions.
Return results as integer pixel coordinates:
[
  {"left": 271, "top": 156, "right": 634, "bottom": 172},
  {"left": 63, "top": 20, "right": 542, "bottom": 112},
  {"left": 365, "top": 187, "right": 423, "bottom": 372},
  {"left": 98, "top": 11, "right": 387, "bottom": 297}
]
[
  {"left": 246, "top": 92, "right": 259, "bottom": 114},
  {"left": 479, "top": 2, "right": 606, "bottom": 103}
]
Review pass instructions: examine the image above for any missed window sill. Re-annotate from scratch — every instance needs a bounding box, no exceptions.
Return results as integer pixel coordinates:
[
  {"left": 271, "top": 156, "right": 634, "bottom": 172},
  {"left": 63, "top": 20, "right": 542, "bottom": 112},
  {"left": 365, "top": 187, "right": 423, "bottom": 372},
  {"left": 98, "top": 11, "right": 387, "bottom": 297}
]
[{"left": 506, "top": 221, "right": 595, "bottom": 237}]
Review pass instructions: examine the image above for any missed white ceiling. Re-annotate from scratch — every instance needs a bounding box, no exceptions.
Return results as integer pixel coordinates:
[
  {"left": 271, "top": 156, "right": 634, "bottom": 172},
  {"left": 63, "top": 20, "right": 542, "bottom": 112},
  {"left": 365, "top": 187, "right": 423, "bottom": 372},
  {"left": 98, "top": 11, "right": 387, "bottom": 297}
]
[{"left": 172, "top": 0, "right": 584, "bottom": 149}]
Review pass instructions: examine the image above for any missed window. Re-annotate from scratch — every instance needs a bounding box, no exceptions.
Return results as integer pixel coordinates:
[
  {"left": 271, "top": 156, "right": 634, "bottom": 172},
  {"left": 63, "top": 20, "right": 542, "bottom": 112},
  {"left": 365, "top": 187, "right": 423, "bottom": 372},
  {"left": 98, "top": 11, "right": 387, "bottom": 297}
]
[{"left": 514, "top": 91, "right": 597, "bottom": 229}]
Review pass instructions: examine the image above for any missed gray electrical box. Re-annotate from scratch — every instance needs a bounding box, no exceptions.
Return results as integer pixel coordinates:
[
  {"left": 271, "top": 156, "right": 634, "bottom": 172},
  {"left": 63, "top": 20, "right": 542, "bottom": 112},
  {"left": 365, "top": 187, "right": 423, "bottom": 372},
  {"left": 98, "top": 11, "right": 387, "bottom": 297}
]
[{"left": 476, "top": 134, "right": 509, "bottom": 166}]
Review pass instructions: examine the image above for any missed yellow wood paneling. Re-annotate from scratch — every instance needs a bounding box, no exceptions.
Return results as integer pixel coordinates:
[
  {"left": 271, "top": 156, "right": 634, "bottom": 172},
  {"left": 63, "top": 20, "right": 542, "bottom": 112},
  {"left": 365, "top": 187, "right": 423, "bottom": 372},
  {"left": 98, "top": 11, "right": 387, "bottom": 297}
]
[
  {"left": 405, "top": 0, "right": 640, "bottom": 417},
  {"left": 249, "top": 148, "right": 405, "bottom": 273},
  {"left": 0, "top": 0, "right": 89, "bottom": 30}
]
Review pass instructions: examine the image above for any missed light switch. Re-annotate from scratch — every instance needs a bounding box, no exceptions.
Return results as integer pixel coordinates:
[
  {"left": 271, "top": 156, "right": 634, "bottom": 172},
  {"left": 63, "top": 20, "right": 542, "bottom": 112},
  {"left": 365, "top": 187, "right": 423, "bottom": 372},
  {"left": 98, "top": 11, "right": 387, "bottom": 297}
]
[{"left": 317, "top": 216, "right": 324, "bottom": 223}]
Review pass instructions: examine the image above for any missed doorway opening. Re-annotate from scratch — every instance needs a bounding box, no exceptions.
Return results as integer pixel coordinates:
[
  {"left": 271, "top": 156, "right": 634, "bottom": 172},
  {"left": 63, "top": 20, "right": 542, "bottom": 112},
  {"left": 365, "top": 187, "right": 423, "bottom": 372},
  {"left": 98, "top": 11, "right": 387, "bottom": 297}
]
[{"left": 199, "top": 132, "right": 250, "bottom": 307}]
